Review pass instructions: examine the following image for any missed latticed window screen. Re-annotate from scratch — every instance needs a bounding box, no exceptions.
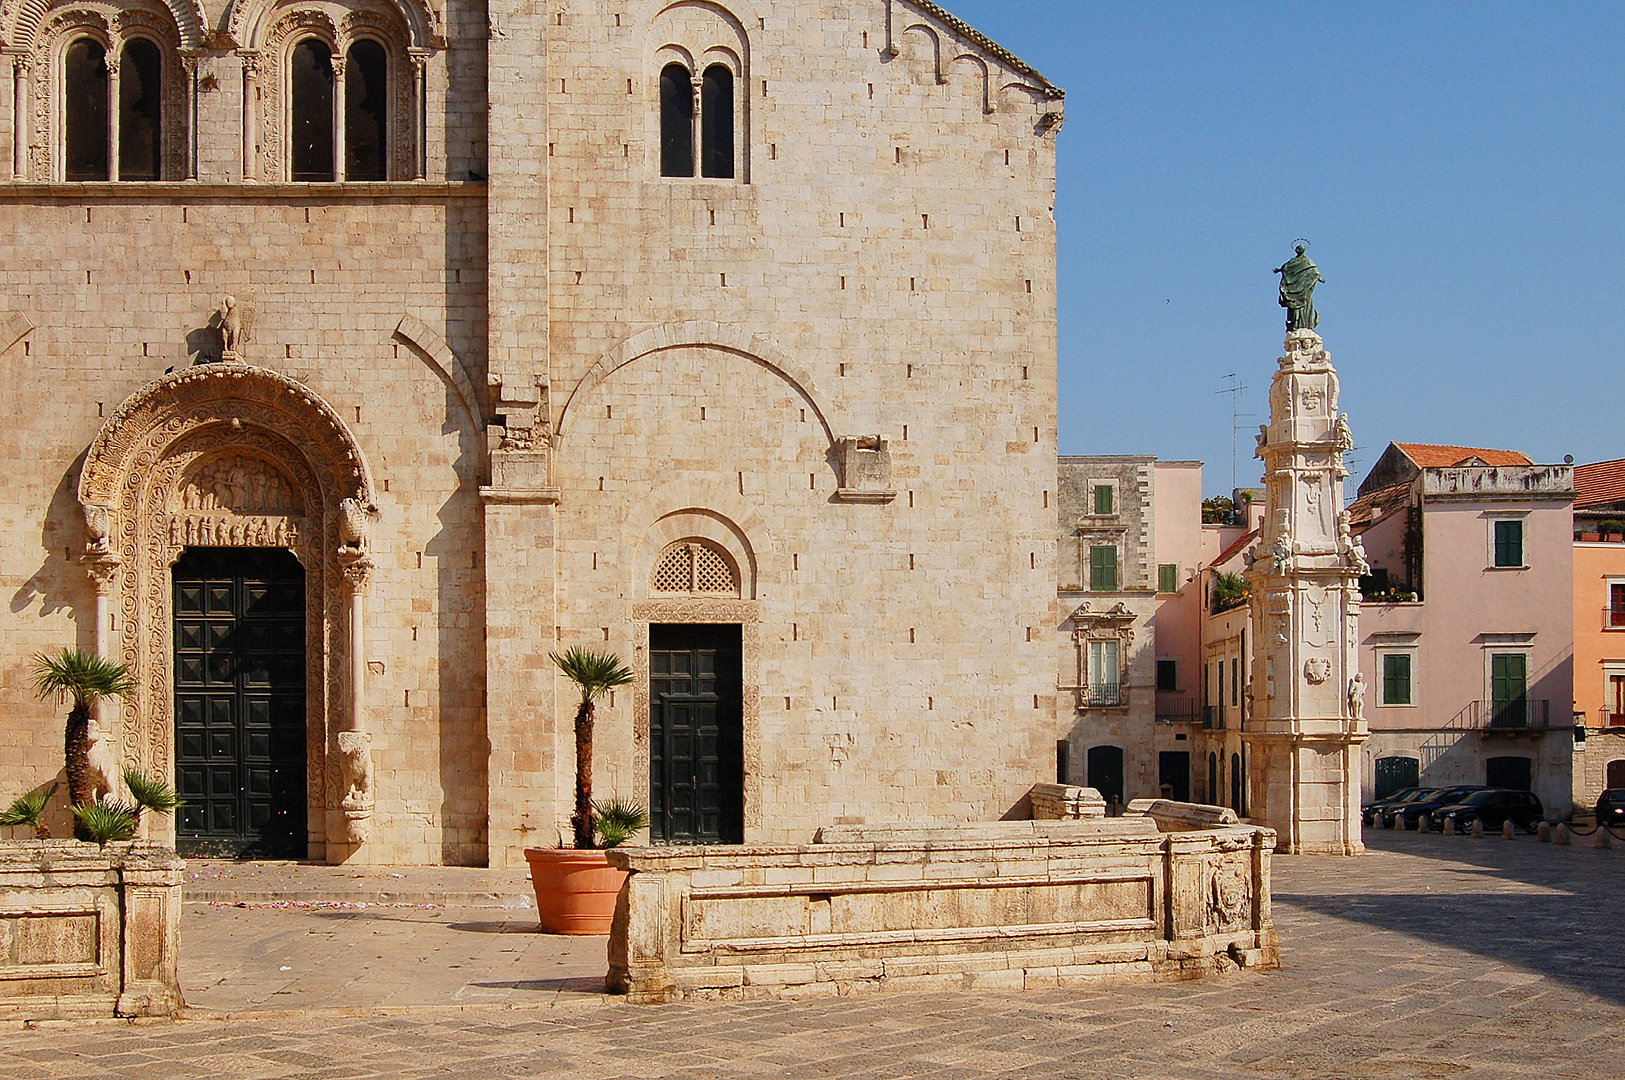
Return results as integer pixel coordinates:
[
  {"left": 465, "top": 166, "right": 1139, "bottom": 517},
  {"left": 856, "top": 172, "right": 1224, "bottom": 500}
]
[{"left": 651, "top": 541, "right": 738, "bottom": 595}]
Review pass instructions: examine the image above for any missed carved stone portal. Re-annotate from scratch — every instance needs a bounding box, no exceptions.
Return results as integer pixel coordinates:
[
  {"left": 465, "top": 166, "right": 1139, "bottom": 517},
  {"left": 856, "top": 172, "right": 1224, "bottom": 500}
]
[{"left": 76, "top": 364, "right": 377, "bottom": 862}]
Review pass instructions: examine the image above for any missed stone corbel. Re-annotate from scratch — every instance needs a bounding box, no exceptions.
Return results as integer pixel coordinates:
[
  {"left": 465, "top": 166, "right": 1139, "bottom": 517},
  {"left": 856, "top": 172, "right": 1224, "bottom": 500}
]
[{"left": 834, "top": 434, "right": 897, "bottom": 503}]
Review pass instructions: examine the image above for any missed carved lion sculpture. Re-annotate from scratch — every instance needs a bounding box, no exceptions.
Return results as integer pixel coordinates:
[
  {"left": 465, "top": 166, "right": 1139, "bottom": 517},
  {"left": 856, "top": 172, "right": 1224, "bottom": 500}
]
[
  {"left": 339, "top": 498, "right": 375, "bottom": 554},
  {"left": 82, "top": 503, "right": 112, "bottom": 554}
]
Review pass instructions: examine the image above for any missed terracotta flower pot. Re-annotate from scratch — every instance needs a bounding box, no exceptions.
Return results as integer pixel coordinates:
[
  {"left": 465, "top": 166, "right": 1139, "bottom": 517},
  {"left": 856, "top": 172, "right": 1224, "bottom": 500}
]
[{"left": 524, "top": 847, "right": 627, "bottom": 935}]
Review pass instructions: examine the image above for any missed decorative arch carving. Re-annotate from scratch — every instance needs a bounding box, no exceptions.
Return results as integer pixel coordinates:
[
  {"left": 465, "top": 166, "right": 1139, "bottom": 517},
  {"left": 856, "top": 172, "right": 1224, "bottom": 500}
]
[
  {"left": 556, "top": 322, "right": 837, "bottom": 450},
  {"left": 221, "top": 0, "right": 441, "bottom": 51},
  {"left": 249, "top": 1, "right": 416, "bottom": 180},
  {"left": 76, "top": 363, "right": 377, "bottom": 856},
  {"left": 900, "top": 22, "right": 944, "bottom": 83},
  {"left": 948, "top": 52, "right": 992, "bottom": 114},
  {"left": 17, "top": 0, "right": 191, "bottom": 179},
  {"left": 647, "top": 0, "right": 750, "bottom": 181},
  {"left": 0, "top": 0, "right": 205, "bottom": 50}
]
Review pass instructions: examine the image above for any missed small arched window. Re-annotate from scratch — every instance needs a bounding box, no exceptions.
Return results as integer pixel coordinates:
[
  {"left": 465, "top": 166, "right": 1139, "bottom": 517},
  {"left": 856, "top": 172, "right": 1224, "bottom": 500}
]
[
  {"left": 119, "top": 38, "right": 163, "bottom": 181},
  {"left": 345, "top": 40, "right": 388, "bottom": 181},
  {"left": 700, "top": 64, "right": 733, "bottom": 179},
  {"left": 290, "top": 39, "right": 335, "bottom": 182},
  {"left": 659, "top": 62, "right": 693, "bottom": 177},
  {"left": 64, "top": 39, "right": 110, "bottom": 181}
]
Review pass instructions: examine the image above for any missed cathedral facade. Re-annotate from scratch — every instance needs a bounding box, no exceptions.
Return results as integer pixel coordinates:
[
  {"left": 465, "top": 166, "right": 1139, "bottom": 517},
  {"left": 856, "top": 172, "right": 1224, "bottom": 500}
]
[{"left": 0, "top": 0, "right": 1061, "bottom": 866}]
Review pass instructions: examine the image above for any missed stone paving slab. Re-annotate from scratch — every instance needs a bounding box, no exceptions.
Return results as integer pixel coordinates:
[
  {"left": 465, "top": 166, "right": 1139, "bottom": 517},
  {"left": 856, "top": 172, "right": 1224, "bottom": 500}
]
[{"left": 4, "top": 829, "right": 1625, "bottom": 1079}]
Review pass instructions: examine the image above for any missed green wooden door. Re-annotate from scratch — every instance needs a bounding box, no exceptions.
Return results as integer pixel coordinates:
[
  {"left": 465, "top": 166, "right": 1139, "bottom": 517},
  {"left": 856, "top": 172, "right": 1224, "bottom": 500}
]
[
  {"left": 1490, "top": 654, "right": 1528, "bottom": 728},
  {"left": 649, "top": 625, "right": 743, "bottom": 845},
  {"left": 1374, "top": 756, "right": 1420, "bottom": 799},
  {"left": 173, "top": 548, "right": 306, "bottom": 858}
]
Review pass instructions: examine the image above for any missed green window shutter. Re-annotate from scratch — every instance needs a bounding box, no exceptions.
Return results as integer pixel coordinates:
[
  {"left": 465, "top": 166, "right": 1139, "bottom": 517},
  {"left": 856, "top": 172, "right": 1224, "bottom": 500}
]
[
  {"left": 1381, "top": 653, "right": 1412, "bottom": 705},
  {"left": 1090, "top": 546, "right": 1118, "bottom": 591},
  {"left": 1158, "top": 563, "right": 1178, "bottom": 593},
  {"left": 1494, "top": 519, "right": 1524, "bottom": 567},
  {"left": 1094, "top": 485, "right": 1114, "bottom": 515}
]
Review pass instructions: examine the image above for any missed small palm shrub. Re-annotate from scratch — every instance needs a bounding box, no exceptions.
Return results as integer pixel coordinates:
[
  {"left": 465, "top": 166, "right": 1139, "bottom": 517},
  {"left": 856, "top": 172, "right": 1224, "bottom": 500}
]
[
  {"left": 0, "top": 784, "right": 58, "bottom": 839},
  {"left": 592, "top": 798, "right": 650, "bottom": 848},
  {"left": 72, "top": 802, "right": 138, "bottom": 846},
  {"left": 550, "top": 648, "right": 636, "bottom": 850}
]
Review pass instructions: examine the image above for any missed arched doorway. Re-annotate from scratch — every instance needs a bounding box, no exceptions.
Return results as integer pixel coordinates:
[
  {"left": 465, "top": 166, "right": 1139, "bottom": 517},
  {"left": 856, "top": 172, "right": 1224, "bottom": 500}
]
[{"left": 75, "top": 363, "right": 377, "bottom": 860}]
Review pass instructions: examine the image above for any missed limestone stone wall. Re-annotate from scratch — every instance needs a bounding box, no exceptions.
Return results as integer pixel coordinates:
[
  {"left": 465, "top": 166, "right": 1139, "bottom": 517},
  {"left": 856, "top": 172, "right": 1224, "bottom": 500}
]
[
  {"left": 0, "top": 192, "right": 490, "bottom": 864},
  {"left": 521, "top": 1, "right": 1063, "bottom": 852},
  {"left": 0, "top": 0, "right": 1061, "bottom": 865}
]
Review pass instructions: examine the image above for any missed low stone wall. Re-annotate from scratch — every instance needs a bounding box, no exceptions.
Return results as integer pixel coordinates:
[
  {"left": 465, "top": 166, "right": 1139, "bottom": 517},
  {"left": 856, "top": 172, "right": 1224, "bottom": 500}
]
[
  {"left": 606, "top": 817, "right": 1277, "bottom": 1003},
  {"left": 0, "top": 841, "right": 184, "bottom": 1019},
  {"left": 1029, "top": 783, "right": 1108, "bottom": 820}
]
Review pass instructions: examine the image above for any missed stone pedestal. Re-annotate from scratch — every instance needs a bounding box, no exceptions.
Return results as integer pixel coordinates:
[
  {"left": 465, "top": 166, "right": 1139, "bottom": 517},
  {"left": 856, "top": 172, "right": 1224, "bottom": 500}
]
[{"left": 1242, "top": 330, "right": 1368, "bottom": 855}]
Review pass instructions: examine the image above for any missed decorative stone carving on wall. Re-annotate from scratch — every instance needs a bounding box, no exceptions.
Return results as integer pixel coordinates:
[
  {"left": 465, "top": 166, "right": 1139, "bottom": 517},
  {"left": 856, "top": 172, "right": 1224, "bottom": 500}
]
[
  {"left": 1302, "top": 657, "right": 1333, "bottom": 685},
  {"left": 337, "top": 729, "right": 374, "bottom": 843},
  {"left": 1209, "top": 860, "right": 1252, "bottom": 930},
  {"left": 835, "top": 435, "right": 896, "bottom": 503},
  {"left": 76, "top": 363, "right": 375, "bottom": 859},
  {"left": 177, "top": 453, "right": 301, "bottom": 514}
]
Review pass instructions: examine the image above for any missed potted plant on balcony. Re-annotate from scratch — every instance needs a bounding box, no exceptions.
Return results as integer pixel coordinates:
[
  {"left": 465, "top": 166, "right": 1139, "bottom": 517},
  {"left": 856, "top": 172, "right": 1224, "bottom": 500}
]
[{"left": 525, "top": 648, "right": 645, "bottom": 934}]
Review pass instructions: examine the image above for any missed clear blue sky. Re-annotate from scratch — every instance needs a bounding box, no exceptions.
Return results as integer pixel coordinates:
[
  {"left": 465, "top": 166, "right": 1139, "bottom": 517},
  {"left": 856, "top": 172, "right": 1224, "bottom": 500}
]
[{"left": 947, "top": 1, "right": 1625, "bottom": 494}]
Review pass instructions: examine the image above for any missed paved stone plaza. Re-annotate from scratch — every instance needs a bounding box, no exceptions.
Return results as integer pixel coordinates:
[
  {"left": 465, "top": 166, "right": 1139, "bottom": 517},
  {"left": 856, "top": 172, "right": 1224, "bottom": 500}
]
[{"left": 3, "top": 829, "right": 1623, "bottom": 1078}]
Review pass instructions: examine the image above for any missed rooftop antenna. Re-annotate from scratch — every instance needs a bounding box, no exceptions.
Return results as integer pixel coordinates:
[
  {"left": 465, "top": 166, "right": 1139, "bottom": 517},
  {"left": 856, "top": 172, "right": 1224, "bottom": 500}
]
[{"left": 1217, "top": 373, "right": 1253, "bottom": 511}]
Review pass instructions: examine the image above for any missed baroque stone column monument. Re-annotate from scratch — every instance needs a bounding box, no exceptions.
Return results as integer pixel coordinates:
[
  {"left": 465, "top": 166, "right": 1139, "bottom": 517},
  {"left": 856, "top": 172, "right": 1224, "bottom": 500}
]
[{"left": 1242, "top": 327, "right": 1369, "bottom": 854}]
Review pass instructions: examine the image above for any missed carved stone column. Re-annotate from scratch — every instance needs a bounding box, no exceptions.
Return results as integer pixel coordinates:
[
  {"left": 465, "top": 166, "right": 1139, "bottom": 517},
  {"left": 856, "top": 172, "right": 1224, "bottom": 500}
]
[
  {"left": 408, "top": 50, "right": 428, "bottom": 179},
  {"left": 7, "top": 54, "right": 26, "bottom": 180},
  {"left": 331, "top": 53, "right": 346, "bottom": 183},
  {"left": 179, "top": 51, "right": 200, "bottom": 180},
  {"left": 238, "top": 52, "right": 258, "bottom": 182},
  {"left": 337, "top": 553, "right": 374, "bottom": 845},
  {"left": 106, "top": 51, "right": 120, "bottom": 181},
  {"left": 1242, "top": 329, "right": 1368, "bottom": 855}
]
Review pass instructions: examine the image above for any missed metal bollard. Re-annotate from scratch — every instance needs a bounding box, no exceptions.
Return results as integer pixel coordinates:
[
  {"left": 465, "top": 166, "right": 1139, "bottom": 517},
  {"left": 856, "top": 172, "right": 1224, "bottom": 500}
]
[
  {"left": 1598, "top": 827, "right": 1613, "bottom": 850},
  {"left": 1471, "top": 818, "right": 1484, "bottom": 838},
  {"left": 1537, "top": 821, "right": 1551, "bottom": 842},
  {"left": 1555, "top": 824, "right": 1571, "bottom": 846},
  {"left": 1501, "top": 820, "right": 1514, "bottom": 840}
]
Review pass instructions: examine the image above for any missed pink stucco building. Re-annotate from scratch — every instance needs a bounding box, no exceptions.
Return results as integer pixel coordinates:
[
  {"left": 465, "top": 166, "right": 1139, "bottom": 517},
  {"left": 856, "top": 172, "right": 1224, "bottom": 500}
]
[
  {"left": 1350, "top": 444, "right": 1576, "bottom": 815},
  {"left": 1571, "top": 459, "right": 1625, "bottom": 810}
]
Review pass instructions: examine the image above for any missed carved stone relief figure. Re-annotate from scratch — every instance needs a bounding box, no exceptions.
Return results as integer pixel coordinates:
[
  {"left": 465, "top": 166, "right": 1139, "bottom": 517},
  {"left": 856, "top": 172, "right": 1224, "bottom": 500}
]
[
  {"left": 1303, "top": 657, "right": 1333, "bottom": 685},
  {"left": 83, "top": 503, "right": 113, "bottom": 555},
  {"left": 178, "top": 454, "right": 301, "bottom": 514},
  {"left": 1209, "top": 861, "right": 1252, "bottom": 929},
  {"left": 1348, "top": 673, "right": 1365, "bottom": 722}
]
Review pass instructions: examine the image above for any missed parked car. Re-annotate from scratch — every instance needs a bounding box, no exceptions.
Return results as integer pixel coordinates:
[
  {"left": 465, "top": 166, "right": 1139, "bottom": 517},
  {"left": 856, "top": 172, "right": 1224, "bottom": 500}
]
[
  {"left": 1362, "top": 787, "right": 1439, "bottom": 827},
  {"left": 1427, "top": 789, "right": 1544, "bottom": 833},
  {"left": 1384, "top": 786, "right": 1485, "bottom": 830},
  {"left": 1596, "top": 789, "right": 1625, "bottom": 825}
]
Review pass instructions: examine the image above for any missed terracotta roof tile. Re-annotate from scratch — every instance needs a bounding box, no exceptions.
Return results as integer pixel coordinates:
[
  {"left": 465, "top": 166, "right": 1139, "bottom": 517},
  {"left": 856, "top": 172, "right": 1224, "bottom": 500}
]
[
  {"left": 1211, "top": 528, "right": 1259, "bottom": 569},
  {"left": 1347, "top": 480, "right": 1411, "bottom": 529},
  {"left": 1576, "top": 459, "right": 1625, "bottom": 509},
  {"left": 1394, "top": 443, "right": 1533, "bottom": 469}
]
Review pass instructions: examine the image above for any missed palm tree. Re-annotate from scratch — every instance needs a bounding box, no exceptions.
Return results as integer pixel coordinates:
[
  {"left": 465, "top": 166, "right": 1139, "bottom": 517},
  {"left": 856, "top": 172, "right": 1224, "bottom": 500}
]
[
  {"left": 550, "top": 648, "right": 634, "bottom": 850},
  {"left": 31, "top": 649, "right": 135, "bottom": 840}
]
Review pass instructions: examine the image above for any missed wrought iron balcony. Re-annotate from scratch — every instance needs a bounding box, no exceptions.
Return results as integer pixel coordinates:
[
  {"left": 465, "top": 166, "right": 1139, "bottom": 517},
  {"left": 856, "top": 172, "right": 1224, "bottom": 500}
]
[
  {"left": 1155, "top": 696, "right": 1201, "bottom": 724},
  {"left": 1452, "top": 698, "right": 1554, "bottom": 731},
  {"left": 1080, "top": 682, "right": 1126, "bottom": 708}
]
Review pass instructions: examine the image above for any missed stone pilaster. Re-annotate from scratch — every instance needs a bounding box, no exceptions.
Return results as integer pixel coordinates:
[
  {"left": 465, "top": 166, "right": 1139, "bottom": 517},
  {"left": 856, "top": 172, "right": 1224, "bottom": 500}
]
[{"left": 1243, "top": 329, "right": 1368, "bottom": 855}]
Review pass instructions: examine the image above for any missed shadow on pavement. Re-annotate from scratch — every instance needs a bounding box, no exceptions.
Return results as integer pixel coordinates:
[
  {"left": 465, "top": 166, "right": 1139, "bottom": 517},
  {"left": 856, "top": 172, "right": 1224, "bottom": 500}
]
[
  {"left": 1274, "top": 828, "right": 1625, "bottom": 1006},
  {"left": 472, "top": 977, "right": 608, "bottom": 994}
]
